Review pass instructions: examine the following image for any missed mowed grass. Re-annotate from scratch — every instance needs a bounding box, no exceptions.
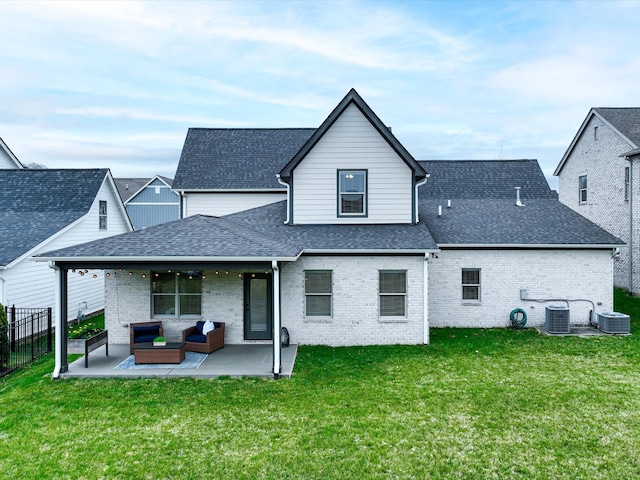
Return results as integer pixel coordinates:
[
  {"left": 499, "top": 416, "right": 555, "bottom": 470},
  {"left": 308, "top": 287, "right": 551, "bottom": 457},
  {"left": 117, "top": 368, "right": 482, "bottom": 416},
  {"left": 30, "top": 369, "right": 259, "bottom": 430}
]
[{"left": 2, "top": 290, "right": 640, "bottom": 479}]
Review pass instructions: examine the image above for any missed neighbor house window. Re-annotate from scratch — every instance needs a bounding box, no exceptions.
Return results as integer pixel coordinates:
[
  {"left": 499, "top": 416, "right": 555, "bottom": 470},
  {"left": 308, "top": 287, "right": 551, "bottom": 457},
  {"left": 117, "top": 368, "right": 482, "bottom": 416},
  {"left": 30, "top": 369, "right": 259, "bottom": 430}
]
[
  {"left": 625, "top": 167, "right": 630, "bottom": 201},
  {"left": 379, "top": 270, "right": 407, "bottom": 317},
  {"left": 305, "top": 271, "right": 332, "bottom": 317},
  {"left": 99, "top": 200, "right": 107, "bottom": 230},
  {"left": 338, "top": 170, "right": 367, "bottom": 216},
  {"left": 579, "top": 175, "right": 588, "bottom": 203},
  {"left": 462, "top": 268, "right": 481, "bottom": 302},
  {"left": 152, "top": 271, "right": 202, "bottom": 317}
]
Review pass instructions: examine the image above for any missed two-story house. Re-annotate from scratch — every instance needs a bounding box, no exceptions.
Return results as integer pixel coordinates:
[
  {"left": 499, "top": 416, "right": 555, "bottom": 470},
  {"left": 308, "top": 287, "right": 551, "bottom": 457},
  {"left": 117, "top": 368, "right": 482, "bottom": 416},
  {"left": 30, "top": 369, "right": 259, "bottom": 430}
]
[
  {"left": 554, "top": 108, "right": 640, "bottom": 292},
  {"left": 36, "top": 90, "right": 623, "bottom": 378}
]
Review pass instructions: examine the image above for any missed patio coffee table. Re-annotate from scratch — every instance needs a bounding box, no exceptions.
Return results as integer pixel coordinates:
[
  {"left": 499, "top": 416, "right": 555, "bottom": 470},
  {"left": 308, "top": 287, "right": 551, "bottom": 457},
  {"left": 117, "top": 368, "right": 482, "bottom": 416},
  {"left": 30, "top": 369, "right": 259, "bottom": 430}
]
[{"left": 134, "top": 342, "right": 186, "bottom": 364}]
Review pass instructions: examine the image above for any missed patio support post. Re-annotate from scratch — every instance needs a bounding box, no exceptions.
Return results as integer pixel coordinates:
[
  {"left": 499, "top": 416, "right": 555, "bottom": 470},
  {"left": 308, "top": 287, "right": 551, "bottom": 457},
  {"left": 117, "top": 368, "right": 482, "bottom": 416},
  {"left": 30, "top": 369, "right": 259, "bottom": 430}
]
[
  {"left": 50, "top": 262, "right": 68, "bottom": 378},
  {"left": 272, "top": 260, "right": 281, "bottom": 379}
]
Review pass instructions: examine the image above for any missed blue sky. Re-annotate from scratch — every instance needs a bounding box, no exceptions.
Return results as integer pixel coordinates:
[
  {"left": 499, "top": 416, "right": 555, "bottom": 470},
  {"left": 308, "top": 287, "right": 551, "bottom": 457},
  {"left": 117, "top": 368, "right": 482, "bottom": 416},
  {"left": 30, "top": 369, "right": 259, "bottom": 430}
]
[{"left": 1, "top": 0, "right": 639, "bottom": 188}]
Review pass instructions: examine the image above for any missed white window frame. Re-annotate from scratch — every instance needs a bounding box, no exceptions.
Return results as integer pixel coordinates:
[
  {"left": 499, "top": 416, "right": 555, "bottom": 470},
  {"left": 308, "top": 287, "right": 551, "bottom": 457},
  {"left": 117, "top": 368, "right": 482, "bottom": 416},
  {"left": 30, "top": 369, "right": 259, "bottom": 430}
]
[
  {"left": 304, "top": 270, "right": 332, "bottom": 317},
  {"left": 579, "top": 175, "right": 588, "bottom": 204},
  {"left": 99, "top": 200, "right": 107, "bottom": 230},
  {"left": 379, "top": 270, "right": 407, "bottom": 317},
  {"left": 152, "top": 271, "right": 202, "bottom": 318},
  {"left": 338, "top": 170, "right": 367, "bottom": 217},
  {"left": 462, "top": 268, "right": 481, "bottom": 303}
]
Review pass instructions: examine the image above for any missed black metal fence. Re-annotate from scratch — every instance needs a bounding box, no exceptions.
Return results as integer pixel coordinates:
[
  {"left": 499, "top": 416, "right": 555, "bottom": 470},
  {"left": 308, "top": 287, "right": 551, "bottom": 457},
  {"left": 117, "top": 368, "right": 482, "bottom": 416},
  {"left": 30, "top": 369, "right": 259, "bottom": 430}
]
[{"left": 0, "top": 306, "right": 52, "bottom": 377}]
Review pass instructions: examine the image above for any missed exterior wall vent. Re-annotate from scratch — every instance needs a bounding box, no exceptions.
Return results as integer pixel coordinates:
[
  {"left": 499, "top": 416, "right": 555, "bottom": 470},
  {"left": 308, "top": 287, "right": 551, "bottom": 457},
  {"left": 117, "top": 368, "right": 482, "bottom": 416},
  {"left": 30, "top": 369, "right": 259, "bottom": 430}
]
[
  {"left": 597, "top": 312, "right": 630, "bottom": 334},
  {"left": 545, "top": 305, "right": 570, "bottom": 334}
]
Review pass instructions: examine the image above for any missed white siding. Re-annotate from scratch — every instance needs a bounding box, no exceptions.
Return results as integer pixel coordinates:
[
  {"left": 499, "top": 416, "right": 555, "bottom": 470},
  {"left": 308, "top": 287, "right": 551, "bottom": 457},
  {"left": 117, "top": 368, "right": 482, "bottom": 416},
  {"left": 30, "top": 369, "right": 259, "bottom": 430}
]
[
  {"left": 0, "top": 150, "right": 20, "bottom": 168},
  {"left": 183, "top": 192, "right": 286, "bottom": 217},
  {"left": 292, "top": 104, "right": 413, "bottom": 224},
  {"left": 3, "top": 176, "right": 131, "bottom": 320},
  {"left": 428, "top": 249, "right": 614, "bottom": 328}
]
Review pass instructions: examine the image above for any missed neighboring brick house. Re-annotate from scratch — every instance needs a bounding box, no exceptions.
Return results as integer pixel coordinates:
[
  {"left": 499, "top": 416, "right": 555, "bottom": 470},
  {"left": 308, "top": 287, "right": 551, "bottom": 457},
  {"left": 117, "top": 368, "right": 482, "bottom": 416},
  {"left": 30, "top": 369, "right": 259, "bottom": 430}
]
[
  {"left": 37, "top": 90, "right": 623, "bottom": 378},
  {"left": 554, "top": 108, "right": 640, "bottom": 292}
]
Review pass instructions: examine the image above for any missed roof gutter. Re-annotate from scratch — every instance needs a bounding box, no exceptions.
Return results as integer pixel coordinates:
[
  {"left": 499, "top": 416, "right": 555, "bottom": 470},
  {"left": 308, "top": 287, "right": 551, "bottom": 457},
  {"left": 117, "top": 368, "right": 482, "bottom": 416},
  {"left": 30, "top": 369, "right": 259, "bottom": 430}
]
[
  {"left": 32, "top": 254, "right": 302, "bottom": 264},
  {"left": 437, "top": 243, "right": 624, "bottom": 249}
]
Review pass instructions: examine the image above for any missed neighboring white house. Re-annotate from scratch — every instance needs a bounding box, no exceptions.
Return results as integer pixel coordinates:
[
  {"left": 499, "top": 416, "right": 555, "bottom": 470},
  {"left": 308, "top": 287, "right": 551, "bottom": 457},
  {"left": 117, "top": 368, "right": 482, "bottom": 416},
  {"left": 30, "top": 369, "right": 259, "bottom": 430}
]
[
  {"left": 36, "top": 89, "right": 623, "bottom": 377},
  {"left": 115, "top": 176, "right": 180, "bottom": 230},
  {"left": 0, "top": 137, "right": 24, "bottom": 169},
  {"left": 554, "top": 108, "right": 640, "bottom": 292},
  {"left": 1, "top": 169, "right": 133, "bottom": 319}
]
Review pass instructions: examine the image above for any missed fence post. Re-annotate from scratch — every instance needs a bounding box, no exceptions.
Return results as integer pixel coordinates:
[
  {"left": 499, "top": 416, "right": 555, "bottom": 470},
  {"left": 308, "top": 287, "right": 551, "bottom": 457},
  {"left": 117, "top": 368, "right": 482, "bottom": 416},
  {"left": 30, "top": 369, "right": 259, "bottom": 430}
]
[
  {"left": 10, "top": 305, "right": 15, "bottom": 353},
  {"left": 47, "top": 307, "right": 52, "bottom": 353}
]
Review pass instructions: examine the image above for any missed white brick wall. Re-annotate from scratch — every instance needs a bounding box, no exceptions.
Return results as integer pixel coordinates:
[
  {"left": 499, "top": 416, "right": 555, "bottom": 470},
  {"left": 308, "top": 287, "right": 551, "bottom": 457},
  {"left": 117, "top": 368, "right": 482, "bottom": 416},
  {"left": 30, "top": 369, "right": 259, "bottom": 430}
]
[
  {"left": 557, "top": 115, "right": 632, "bottom": 289},
  {"left": 280, "top": 255, "right": 425, "bottom": 346},
  {"left": 428, "top": 249, "right": 614, "bottom": 327}
]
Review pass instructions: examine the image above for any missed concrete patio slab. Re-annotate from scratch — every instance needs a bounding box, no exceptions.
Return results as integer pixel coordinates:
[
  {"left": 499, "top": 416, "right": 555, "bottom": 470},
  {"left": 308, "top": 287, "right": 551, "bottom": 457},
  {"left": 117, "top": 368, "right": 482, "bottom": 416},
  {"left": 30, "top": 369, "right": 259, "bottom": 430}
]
[{"left": 59, "top": 343, "right": 298, "bottom": 379}]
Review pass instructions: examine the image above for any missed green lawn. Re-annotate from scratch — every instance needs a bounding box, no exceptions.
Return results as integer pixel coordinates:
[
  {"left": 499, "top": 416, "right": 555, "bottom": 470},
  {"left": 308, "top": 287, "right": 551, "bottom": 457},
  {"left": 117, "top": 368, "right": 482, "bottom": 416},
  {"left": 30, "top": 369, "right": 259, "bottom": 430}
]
[{"left": 2, "top": 290, "right": 640, "bottom": 479}]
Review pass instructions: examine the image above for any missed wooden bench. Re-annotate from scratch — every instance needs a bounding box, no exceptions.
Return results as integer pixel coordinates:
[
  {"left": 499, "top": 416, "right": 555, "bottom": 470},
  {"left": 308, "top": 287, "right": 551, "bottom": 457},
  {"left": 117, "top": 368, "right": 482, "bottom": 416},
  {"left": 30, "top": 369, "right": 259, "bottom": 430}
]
[{"left": 84, "top": 330, "right": 108, "bottom": 368}]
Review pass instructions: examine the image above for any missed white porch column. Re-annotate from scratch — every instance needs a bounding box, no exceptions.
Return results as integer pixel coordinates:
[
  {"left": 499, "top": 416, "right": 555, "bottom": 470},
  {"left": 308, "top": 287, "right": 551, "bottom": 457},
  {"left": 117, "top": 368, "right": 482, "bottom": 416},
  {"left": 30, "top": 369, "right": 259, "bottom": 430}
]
[
  {"left": 272, "top": 260, "right": 281, "bottom": 378},
  {"left": 423, "top": 254, "right": 430, "bottom": 345},
  {"left": 50, "top": 262, "right": 68, "bottom": 378}
]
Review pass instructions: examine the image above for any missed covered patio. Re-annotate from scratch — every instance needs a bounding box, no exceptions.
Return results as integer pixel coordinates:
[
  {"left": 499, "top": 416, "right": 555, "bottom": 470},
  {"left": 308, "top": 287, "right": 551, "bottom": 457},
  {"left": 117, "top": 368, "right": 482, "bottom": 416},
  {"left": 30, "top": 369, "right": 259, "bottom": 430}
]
[{"left": 62, "top": 343, "right": 298, "bottom": 378}]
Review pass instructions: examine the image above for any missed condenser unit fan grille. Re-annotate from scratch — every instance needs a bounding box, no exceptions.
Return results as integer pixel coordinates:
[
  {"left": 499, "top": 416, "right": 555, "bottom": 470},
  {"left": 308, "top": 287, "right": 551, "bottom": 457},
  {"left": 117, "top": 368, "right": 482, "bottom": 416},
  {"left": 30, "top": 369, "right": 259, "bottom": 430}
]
[
  {"left": 597, "top": 312, "right": 630, "bottom": 334},
  {"left": 546, "top": 305, "right": 570, "bottom": 334}
]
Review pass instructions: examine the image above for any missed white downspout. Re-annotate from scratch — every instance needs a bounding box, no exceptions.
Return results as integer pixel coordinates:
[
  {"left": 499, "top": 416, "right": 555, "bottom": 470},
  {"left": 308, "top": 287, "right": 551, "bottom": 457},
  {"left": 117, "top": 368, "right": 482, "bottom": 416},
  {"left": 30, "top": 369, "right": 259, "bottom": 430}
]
[
  {"left": 630, "top": 158, "right": 634, "bottom": 295},
  {"left": 276, "top": 175, "right": 290, "bottom": 225},
  {"left": 423, "top": 253, "right": 430, "bottom": 345},
  {"left": 414, "top": 176, "right": 429, "bottom": 223},
  {"left": 272, "top": 260, "right": 282, "bottom": 378}
]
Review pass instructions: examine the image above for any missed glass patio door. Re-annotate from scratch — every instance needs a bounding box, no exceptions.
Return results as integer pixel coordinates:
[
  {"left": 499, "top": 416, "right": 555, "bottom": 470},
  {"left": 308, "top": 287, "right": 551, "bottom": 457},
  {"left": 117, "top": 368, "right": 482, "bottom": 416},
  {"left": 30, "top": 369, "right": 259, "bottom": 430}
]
[{"left": 243, "top": 273, "right": 273, "bottom": 340}]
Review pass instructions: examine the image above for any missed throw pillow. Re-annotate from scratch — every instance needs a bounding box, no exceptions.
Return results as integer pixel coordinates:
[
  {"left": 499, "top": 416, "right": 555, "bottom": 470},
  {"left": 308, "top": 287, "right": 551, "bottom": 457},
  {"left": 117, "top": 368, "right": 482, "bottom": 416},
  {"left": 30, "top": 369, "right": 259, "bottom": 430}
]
[{"left": 202, "top": 320, "right": 215, "bottom": 336}]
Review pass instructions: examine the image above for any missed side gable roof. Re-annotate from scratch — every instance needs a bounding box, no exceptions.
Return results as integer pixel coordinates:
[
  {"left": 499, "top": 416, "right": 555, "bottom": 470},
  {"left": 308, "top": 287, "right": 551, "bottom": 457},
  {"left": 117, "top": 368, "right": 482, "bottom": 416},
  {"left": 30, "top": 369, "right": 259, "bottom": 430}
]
[
  {"left": 419, "top": 159, "right": 622, "bottom": 247},
  {"left": 173, "top": 128, "right": 315, "bottom": 191},
  {"left": 118, "top": 175, "right": 175, "bottom": 204},
  {"left": 279, "top": 89, "right": 427, "bottom": 182},
  {"left": 555, "top": 108, "right": 640, "bottom": 176},
  {"left": 0, "top": 169, "right": 110, "bottom": 266},
  {"left": 0, "top": 137, "right": 25, "bottom": 169}
]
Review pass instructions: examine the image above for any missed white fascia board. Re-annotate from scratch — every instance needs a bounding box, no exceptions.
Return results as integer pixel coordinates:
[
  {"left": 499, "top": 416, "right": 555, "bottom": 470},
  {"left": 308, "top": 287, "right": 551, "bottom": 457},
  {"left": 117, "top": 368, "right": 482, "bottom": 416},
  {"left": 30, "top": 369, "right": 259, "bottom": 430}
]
[
  {"left": 32, "top": 255, "right": 301, "bottom": 264},
  {"left": 176, "top": 188, "right": 286, "bottom": 193},
  {"left": 0, "top": 137, "right": 24, "bottom": 168},
  {"left": 103, "top": 171, "right": 134, "bottom": 232},
  {"left": 301, "top": 248, "right": 439, "bottom": 255},
  {"left": 437, "top": 243, "right": 624, "bottom": 249}
]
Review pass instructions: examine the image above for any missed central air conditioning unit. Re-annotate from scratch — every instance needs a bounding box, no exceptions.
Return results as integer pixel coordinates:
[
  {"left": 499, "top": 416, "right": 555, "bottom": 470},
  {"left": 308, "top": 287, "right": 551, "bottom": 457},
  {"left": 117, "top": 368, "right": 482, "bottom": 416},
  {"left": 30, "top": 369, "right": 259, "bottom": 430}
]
[
  {"left": 597, "top": 312, "right": 630, "bottom": 334},
  {"left": 545, "top": 305, "right": 570, "bottom": 334}
]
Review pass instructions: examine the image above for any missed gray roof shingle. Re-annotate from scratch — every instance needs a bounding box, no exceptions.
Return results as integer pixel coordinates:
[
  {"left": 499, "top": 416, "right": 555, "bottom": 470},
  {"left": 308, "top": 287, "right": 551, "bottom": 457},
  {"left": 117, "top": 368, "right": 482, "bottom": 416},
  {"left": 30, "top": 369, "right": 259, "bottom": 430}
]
[
  {"left": 172, "top": 128, "right": 315, "bottom": 190},
  {"left": 0, "top": 169, "right": 108, "bottom": 266},
  {"left": 418, "top": 160, "right": 622, "bottom": 246},
  {"left": 594, "top": 108, "right": 640, "bottom": 147}
]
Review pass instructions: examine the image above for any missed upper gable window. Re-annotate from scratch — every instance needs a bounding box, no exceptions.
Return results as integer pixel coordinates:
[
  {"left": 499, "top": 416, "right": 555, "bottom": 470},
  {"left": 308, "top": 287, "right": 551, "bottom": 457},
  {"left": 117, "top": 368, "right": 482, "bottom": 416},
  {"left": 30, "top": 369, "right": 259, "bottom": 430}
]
[
  {"left": 579, "top": 175, "right": 588, "bottom": 204},
  {"left": 338, "top": 170, "right": 367, "bottom": 217},
  {"left": 99, "top": 200, "right": 107, "bottom": 230}
]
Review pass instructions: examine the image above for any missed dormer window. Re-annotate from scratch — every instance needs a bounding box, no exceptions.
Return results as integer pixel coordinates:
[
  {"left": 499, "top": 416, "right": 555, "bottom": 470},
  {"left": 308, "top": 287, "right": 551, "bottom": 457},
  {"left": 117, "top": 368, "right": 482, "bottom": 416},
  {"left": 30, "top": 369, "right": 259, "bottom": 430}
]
[{"left": 338, "top": 170, "right": 367, "bottom": 217}]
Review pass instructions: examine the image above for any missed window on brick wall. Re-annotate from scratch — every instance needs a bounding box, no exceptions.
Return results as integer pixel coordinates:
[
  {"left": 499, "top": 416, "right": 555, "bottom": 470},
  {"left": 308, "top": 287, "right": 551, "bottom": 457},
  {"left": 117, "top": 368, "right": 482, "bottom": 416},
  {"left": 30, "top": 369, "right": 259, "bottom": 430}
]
[
  {"left": 152, "top": 271, "right": 202, "bottom": 317},
  {"left": 462, "top": 268, "right": 481, "bottom": 302},
  {"left": 379, "top": 270, "right": 407, "bottom": 317},
  {"left": 625, "top": 167, "right": 630, "bottom": 201},
  {"left": 305, "top": 271, "right": 332, "bottom": 316},
  {"left": 579, "top": 175, "right": 588, "bottom": 203}
]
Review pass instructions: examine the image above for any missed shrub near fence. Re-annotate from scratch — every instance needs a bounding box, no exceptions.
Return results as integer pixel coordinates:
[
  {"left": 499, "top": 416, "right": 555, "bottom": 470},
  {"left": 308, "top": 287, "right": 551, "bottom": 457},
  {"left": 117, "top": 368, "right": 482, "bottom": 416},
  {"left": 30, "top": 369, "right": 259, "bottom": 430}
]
[{"left": 0, "top": 305, "right": 52, "bottom": 377}]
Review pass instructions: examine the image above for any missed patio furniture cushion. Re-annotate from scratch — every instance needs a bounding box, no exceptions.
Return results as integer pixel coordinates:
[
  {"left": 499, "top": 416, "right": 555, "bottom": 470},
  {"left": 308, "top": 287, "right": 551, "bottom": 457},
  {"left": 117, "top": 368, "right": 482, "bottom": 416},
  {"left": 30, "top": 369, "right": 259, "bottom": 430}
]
[
  {"left": 185, "top": 333, "right": 207, "bottom": 343},
  {"left": 202, "top": 320, "right": 215, "bottom": 336},
  {"left": 195, "top": 320, "right": 205, "bottom": 335},
  {"left": 129, "top": 321, "right": 164, "bottom": 354}
]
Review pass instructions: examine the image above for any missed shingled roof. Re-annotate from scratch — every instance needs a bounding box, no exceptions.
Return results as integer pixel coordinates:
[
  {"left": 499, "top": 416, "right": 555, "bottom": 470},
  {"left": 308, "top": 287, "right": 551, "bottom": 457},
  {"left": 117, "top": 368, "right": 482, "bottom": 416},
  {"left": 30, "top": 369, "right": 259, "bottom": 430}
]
[
  {"left": 0, "top": 169, "right": 109, "bottom": 266},
  {"left": 172, "top": 128, "right": 315, "bottom": 190},
  {"left": 419, "top": 160, "right": 623, "bottom": 246},
  {"left": 594, "top": 108, "right": 640, "bottom": 147}
]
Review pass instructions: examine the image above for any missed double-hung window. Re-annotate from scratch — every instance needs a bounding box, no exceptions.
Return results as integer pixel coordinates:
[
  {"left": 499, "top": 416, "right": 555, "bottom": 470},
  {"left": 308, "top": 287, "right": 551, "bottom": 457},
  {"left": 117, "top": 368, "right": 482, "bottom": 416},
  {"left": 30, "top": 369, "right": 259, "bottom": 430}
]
[
  {"left": 462, "top": 268, "right": 481, "bottom": 302},
  {"left": 152, "top": 271, "right": 202, "bottom": 317},
  {"left": 579, "top": 175, "right": 588, "bottom": 203},
  {"left": 379, "top": 270, "right": 407, "bottom": 317},
  {"left": 99, "top": 200, "right": 107, "bottom": 230},
  {"left": 338, "top": 170, "right": 367, "bottom": 216},
  {"left": 305, "top": 271, "right": 332, "bottom": 317}
]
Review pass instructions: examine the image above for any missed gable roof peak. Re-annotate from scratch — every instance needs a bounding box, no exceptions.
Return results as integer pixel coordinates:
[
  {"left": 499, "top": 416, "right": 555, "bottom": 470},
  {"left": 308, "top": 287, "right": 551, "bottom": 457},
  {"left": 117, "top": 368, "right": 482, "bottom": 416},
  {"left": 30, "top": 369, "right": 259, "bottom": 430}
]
[{"left": 279, "top": 89, "right": 426, "bottom": 181}]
